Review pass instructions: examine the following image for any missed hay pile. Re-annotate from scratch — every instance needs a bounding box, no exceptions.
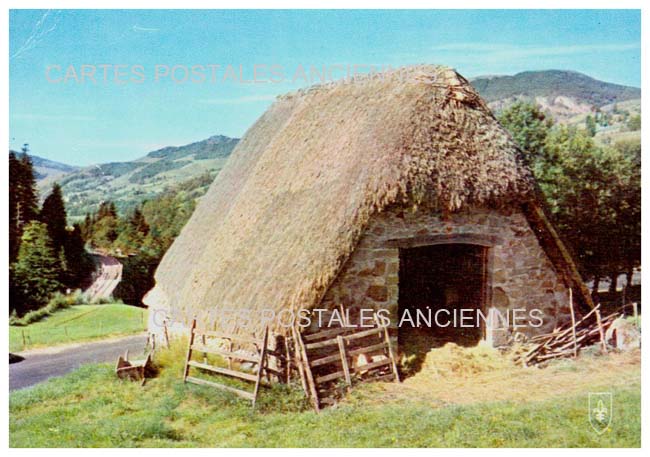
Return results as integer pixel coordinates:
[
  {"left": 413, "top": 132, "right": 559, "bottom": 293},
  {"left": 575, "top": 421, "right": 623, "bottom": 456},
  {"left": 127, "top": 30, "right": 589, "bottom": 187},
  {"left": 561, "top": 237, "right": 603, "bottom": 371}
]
[
  {"left": 416, "top": 343, "right": 514, "bottom": 378},
  {"left": 145, "top": 65, "right": 534, "bottom": 336}
]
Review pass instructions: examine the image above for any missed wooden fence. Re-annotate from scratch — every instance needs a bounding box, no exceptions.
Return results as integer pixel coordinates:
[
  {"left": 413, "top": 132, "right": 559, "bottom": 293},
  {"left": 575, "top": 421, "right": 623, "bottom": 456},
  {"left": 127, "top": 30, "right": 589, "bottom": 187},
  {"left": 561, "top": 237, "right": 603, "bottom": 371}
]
[{"left": 293, "top": 320, "right": 400, "bottom": 411}]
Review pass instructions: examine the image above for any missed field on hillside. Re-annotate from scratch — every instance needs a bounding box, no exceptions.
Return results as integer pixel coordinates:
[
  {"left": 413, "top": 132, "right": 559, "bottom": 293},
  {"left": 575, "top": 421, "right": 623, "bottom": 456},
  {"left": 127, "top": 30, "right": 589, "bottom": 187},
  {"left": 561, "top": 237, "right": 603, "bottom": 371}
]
[
  {"left": 9, "top": 341, "right": 640, "bottom": 447},
  {"left": 10, "top": 304, "right": 147, "bottom": 352}
]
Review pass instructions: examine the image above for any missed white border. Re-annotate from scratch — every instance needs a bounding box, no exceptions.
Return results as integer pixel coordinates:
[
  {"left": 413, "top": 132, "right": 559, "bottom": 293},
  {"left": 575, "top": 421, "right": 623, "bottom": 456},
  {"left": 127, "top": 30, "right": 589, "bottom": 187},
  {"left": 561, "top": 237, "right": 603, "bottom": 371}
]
[{"left": 2, "top": 2, "right": 647, "bottom": 455}]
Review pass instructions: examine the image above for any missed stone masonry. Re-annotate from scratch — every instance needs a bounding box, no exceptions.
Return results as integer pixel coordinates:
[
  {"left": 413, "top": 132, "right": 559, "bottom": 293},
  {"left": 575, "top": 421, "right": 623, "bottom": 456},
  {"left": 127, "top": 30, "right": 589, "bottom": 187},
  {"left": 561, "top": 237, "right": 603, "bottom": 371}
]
[{"left": 320, "top": 205, "right": 572, "bottom": 346}]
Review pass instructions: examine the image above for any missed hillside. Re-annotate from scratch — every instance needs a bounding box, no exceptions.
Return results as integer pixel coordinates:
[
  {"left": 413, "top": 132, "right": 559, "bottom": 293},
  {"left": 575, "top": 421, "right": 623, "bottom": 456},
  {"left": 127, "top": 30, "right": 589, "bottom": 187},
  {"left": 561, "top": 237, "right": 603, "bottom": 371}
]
[
  {"left": 10, "top": 151, "right": 79, "bottom": 184},
  {"left": 472, "top": 70, "right": 640, "bottom": 121},
  {"left": 47, "top": 135, "right": 238, "bottom": 218}
]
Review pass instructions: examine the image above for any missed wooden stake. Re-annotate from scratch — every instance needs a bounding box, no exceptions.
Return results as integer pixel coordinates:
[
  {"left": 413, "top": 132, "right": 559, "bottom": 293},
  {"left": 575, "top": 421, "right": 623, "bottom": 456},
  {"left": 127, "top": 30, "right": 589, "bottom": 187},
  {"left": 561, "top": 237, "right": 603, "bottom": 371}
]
[
  {"left": 290, "top": 328, "right": 309, "bottom": 396},
  {"left": 163, "top": 320, "right": 170, "bottom": 349},
  {"left": 568, "top": 288, "right": 578, "bottom": 357},
  {"left": 251, "top": 326, "right": 268, "bottom": 408},
  {"left": 594, "top": 308, "right": 607, "bottom": 353},
  {"left": 294, "top": 325, "right": 320, "bottom": 412},
  {"left": 183, "top": 318, "right": 196, "bottom": 382},
  {"left": 337, "top": 336, "right": 352, "bottom": 390},
  {"left": 632, "top": 302, "right": 639, "bottom": 330}
]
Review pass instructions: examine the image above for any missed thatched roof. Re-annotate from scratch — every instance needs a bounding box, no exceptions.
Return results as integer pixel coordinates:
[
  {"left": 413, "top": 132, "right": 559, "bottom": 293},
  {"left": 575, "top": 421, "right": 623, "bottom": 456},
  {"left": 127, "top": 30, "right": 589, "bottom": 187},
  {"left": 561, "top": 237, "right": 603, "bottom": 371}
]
[{"left": 145, "top": 65, "right": 579, "bottom": 336}]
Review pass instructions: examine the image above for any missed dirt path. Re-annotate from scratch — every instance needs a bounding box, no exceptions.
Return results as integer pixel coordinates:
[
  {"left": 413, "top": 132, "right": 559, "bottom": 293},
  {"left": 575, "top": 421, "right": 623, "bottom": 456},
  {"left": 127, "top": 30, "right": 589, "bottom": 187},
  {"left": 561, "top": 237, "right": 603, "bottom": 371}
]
[
  {"left": 9, "top": 334, "right": 148, "bottom": 391},
  {"left": 84, "top": 253, "right": 123, "bottom": 301}
]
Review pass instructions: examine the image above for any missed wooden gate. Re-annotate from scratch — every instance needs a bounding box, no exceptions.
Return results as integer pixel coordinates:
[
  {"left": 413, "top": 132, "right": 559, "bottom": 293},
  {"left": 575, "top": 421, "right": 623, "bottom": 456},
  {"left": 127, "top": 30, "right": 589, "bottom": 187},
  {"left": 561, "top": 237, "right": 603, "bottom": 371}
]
[
  {"left": 293, "top": 320, "right": 400, "bottom": 411},
  {"left": 183, "top": 319, "right": 269, "bottom": 407}
]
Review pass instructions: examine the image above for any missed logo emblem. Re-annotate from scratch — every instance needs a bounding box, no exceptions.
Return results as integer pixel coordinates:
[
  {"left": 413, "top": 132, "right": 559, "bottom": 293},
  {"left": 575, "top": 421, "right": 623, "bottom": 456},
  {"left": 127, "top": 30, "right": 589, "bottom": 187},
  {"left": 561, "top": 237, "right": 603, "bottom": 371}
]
[{"left": 589, "top": 392, "right": 612, "bottom": 434}]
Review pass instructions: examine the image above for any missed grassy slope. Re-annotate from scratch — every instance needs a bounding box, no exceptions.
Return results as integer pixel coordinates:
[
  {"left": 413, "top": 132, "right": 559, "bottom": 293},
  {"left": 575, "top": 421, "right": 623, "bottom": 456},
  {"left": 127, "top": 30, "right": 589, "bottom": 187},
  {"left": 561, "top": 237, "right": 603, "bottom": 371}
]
[
  {"left": 9, "top": 343, "right": 640, "bottom": 448},
  {"left": 10, "top": 304, "right": 147, "bottom": 352}
]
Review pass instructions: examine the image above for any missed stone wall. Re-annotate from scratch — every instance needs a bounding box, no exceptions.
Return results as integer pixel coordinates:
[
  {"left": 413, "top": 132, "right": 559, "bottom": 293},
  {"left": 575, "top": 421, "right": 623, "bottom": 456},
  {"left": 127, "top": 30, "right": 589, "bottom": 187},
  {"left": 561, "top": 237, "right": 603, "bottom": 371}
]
[{"left": 320, "top": 205, "right": 572, "bottom": 344}]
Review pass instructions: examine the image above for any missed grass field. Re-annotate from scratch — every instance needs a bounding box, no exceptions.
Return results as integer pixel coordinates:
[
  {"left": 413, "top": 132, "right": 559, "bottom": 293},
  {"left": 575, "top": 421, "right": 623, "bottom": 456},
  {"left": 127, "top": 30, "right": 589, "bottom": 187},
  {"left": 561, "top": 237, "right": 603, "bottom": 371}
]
[
  {"left": 9, "top": 341, "right": 640, "bottom": 447},
  {"left": 9, "top": 304, "right": 147, "bottom": 352}
]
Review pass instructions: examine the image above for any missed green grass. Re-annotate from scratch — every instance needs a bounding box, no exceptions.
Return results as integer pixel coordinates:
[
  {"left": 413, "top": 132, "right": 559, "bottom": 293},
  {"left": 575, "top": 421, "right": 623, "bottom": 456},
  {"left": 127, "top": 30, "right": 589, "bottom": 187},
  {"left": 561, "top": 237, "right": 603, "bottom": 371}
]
[
  {"left": 9, "top": 304, "right": 147, "bottom": 352},
  {"left": 9, "top": 343, "right": 640, "bottom": 448}
]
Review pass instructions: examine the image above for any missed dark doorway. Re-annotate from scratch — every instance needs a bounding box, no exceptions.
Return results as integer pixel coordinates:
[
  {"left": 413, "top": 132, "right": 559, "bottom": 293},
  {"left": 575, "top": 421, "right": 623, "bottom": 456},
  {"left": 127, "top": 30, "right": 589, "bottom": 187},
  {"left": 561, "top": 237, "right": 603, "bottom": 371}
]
[{"left": 398, "top": 243, "right": 488, "bottom": 364}]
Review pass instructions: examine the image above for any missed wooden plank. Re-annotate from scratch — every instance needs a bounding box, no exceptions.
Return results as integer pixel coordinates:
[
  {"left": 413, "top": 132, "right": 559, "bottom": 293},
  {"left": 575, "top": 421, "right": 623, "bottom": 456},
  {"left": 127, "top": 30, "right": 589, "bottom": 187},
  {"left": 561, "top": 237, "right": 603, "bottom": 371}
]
[
  {"left": 190, "top": 344, "right": 260, "bottom": 363},
  {"left": 290, "top": 328, "right": 310, "bottom": 398},
  {"left": 337, "top": 336, "right": 352, "bottom": 389},
  {"left": 347, "top": 341, "right": 389, "bottom": 357},
  {"left": 380, "top": 320, "right": 401, "bottom": 383},
  {"left": 315, "top": 369, "right": 347, "bottom": 384},
  {"left": 310, "top": 352, "right": 345, "bottom": 368},
  {"left": 188, "top": 361, "right": 258, "bottom": 382},
  {"left": 305, "top": 337, "right": 341, "bottom": 350},
  {"left": 252, "top": 326, "right": 269, "bottom": 408},
  {"left": 294, "top": 326, "right": 321, "bottom": 412},
  {"left": 595, "top": 308, "right": 608, "bottom": 353},
  {"left": 342, "top": 326, "right": 384, "bottom": 341},
  {"left": 198, "top": 330, "right": 263, "bottom": 347},
  {"left": 185, "top": 376, "right": 254, "bottom": 401},
  {"left": 302, "top": 326, "right": 350, "bottom": 342},
  {"left": 568, "top": 288, "right": 578, "bottom": 357},
  {"left": 351, "top": 358, "right": 391, "bottom": 373},
  {"left": 183, "top": 318, "right": 197, "bottom": 382}
]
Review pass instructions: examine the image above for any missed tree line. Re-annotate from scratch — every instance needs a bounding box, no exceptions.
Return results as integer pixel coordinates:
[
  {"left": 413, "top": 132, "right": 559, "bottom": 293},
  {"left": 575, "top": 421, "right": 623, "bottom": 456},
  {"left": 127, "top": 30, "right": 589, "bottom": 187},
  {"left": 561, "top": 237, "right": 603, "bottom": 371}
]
[
  {"left": 79, "top": 172, "right": 213, "bottom": 305},
  {"left": 499, "top": 103, "right": 641, "bottom": 294},
  {"left": 9, "top": 148, "right": 92, "bottom": 316}
]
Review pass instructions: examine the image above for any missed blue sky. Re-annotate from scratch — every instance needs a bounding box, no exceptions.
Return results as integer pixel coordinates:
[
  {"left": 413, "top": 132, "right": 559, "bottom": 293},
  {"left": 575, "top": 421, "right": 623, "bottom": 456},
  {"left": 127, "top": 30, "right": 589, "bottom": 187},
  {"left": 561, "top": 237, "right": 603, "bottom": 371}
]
[{"left": 9, "top": 9, "right": 641, "bottom": 166}]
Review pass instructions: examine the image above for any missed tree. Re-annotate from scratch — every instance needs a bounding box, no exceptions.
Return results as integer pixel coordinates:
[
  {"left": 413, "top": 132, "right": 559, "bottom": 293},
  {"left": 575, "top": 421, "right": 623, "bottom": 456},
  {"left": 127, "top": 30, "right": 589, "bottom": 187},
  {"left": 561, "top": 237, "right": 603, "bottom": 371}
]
[
  {"left": 16, "top": 149, "right": 39, "bottom": 225},
  {"left": 9, "top": 149, "right": 39, "bottom": 261},
  {"left": 63, "top": 224, "right": 93, "bottom": 288},
  {"left": 12, "top": 221, "right": 63, "bottom": 313},
  {"left": 40, "top": 183, "right": 68, "bottom": 252},
  {"left": 536, "top": 126, "right": 639, "bottom": 291},
  {"left": 585, "top": 115, "right": 597, "bottom": 137},
  {"left": 498, "top": 102, "right": 554, "bottom": 165},
  {"left": 627, "top": 114, "right": 641, "bottom": 131}
]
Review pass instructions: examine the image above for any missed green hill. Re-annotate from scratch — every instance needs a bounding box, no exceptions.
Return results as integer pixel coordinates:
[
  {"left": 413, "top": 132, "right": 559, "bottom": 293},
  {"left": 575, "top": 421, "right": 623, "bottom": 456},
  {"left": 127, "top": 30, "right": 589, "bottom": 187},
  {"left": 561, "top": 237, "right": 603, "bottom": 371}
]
[
  {"left": 45, "top": 135, "right": 238, "bottom": 218},
  {"left": 472, "top": 70, "right": 640, "bottom": 122},
  {"left": 472, "top": 70, "right": 640, "bottom": 106}
]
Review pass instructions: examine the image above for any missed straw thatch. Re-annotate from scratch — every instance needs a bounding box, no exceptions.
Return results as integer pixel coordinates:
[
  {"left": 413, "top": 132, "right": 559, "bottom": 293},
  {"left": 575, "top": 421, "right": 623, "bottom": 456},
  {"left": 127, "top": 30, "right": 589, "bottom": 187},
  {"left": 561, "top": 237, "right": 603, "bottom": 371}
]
[{"left": 144, "top": 65, "right": 568, "bottom": 336}]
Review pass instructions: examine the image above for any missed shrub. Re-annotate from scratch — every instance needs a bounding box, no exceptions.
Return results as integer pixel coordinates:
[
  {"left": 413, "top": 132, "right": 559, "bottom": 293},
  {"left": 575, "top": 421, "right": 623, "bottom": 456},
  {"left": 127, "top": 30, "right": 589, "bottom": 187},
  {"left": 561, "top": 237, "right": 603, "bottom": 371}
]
[{"left": 10, "top": 290, "right": 87, "bottom": 326}]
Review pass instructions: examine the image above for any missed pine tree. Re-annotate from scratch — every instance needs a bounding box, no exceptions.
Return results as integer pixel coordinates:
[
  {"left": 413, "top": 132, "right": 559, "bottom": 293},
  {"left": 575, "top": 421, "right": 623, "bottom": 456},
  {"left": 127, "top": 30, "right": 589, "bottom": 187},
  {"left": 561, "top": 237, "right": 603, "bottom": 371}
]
[
  {"left": 63, "top": 224, "right": 92, "bottom": 288},
  {"left": 16, "top": 148, "right": 39, "bottom": 226},
  {"left": 9, "top": 152, "right": 20, "bottom": 262},
  {"left": 40, "top": 183, "right": 68, "bottom": 252},
  {"left": 12, "top": 221, "right": 63, "bottom": 313}
]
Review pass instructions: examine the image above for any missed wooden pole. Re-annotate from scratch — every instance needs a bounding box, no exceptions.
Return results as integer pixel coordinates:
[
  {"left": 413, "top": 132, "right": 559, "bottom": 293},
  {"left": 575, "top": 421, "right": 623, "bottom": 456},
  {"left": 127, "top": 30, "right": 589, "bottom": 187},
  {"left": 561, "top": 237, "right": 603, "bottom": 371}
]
[
  {"left": 290, "top": 327, "right": 309, "bottom": 396},
  {"left": 293, "top": 325, "right": 320, "bottom": 412},
  {"left": 632, "top": 302, "right": 639, "bottom": 330},
  {"left": 183, "top": 318, "right": 196, "bottom": 382},
  {"left": 163, "top": 320, "right": 170, "bottom": 349},
  {"left": 594, "top": 308, "right": 607, "bottom": 353},
  {"left": 337, "top": 336, "right": 352, "bottom": 391},
  {"left": 568, "top": 288, "right": 578, "bottom": 357}
]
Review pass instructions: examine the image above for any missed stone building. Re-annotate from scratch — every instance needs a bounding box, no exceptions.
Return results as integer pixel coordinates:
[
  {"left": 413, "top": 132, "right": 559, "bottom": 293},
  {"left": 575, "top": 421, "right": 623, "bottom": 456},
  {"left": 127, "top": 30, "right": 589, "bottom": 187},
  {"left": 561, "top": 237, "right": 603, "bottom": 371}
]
[{"left": 144, "top": 65, "right": 593, "bottom": 352}]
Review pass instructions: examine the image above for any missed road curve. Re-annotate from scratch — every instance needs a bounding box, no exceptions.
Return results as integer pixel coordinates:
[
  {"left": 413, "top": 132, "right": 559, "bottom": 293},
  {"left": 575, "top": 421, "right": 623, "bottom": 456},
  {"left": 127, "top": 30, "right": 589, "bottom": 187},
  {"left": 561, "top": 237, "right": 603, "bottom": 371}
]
[
  {"left": 84, "top": 253, "right": 123, "bottom": 301},
  {"left": 9, "top": 334, "right": 148, "bottom": 391}
]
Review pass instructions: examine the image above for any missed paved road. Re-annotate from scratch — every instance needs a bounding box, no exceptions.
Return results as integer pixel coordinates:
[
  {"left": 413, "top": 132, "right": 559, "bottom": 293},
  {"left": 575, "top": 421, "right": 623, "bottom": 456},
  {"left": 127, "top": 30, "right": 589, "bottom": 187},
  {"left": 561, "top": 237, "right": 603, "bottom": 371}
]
[
  {"left": 9, "top": 334, "right": 148, "bottom": 391},
  {"left": 85, "top": 253, "right": 123, "bottom": 301}
]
